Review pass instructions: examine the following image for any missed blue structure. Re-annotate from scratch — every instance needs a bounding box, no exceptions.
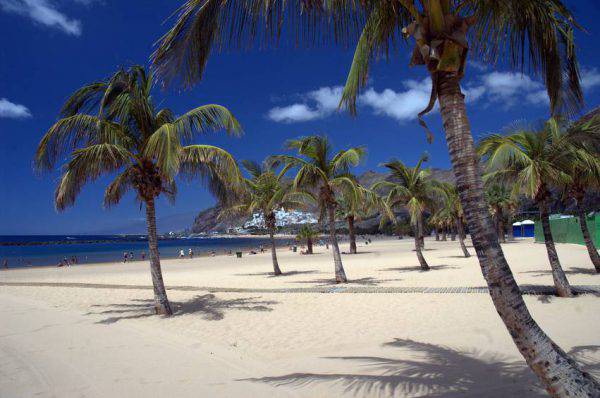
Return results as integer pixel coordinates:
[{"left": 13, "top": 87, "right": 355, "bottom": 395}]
[{"left": 512, "top": 220, "right": 535, "bottom": 238}]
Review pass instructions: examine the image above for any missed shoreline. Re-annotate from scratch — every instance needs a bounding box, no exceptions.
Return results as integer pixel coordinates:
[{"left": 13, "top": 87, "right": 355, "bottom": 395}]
[{"left": 0, "top": 233, "right": 340, "bottom": 269}]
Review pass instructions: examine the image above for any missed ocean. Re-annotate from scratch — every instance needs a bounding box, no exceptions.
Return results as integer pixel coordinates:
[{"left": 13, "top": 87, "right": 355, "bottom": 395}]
[{"left": 0, "top": 235, "right": 283, "bottom": 268}]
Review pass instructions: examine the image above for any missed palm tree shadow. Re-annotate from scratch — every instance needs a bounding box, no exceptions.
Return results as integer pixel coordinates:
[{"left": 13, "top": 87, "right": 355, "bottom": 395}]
[
  {"left": 440, "top": 255, "right": 473, "bottom": 259},
  {"left": 87, "top": 294, "right": 278, "bottom": 324},
  {"left": 234, "top": 270, "right": 321, "bottom": 278},
  {"left": 242, "top": 339, "right": 600, "bottom": 397},
  {"left": 381, "top": 265, "right": 459, "bottom": 273},
  {"left": 521, "top": 267, "right": 599, "bottom": 277},
  {"left": 292, "top": 277, "right": 399, "bottom": 287}
]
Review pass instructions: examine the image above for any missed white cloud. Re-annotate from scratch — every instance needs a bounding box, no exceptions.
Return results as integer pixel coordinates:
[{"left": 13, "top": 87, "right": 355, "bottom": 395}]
[
  {"left": 480, "top": 72, "right": 542, "bottom": 99},
  {"left": 525, "top": 90, "right": 550, "bottom": 105},
  {"left": 0, "top": 0, "right": 82, "bottom": 35},
  {"left": 462, "top": 71, "right": 550, "bottom": 107},
  {"left": 359, "top": 78, "right": 433, "bottom": 122},
  {"left": 266, "top": 86, "right": 343, "bottom": 122},
  {"left": 582, "top": 68, "right": 600, "bottom": 91},
  {"left": 268, "top": 68, "right": 600, "bottom": 124},
  {"left": 0, "top": 98, "right": 32, "bottom": 118},
  {"left": 267, "top": 104, "right": 322, "bottom": 123}
]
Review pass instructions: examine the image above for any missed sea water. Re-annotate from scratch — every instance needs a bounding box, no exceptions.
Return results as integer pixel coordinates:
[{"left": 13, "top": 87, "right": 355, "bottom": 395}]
[{"left": 0, "top": 235, "right": 281, "bottom": 268}]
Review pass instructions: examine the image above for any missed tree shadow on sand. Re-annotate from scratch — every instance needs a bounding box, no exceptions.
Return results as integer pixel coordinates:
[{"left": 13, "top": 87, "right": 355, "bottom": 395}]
[
  {"left": 521, "top": 267, "right": 600, "bottom": 277},
  {"left": 234, "top": 270, "right": 321, "bottom": 278},
  {"left": 380, "top": 265, "right": 459, "bottom": 273},
  {"left": 439, "top": 255, "right": 474, "bottom": 259},
  {"left": 242, "top": 339, "right": 600, "bottom": 397},
  {"left": 292, "top": 277, "right": 402, "bottom": 287},
  {"left": 87, "top": 294, "right": 278, "bottom": 324}
]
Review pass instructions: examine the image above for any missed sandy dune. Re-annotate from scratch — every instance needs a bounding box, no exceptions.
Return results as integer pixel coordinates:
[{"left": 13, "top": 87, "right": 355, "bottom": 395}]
[{"left": 1, "top": 237, "right": 599, "bottom": 397}]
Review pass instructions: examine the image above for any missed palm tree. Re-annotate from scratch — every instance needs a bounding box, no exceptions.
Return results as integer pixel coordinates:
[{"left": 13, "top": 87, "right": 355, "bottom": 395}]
[
  {"left": 220, "top": 159, "right": 307, "bottom": 275},
  {"left": 35, "top": 66, "right": 241, "bottom": 315},
  {"left": 296, "top": 225, "right": 318, "bottom": 254},
  {"left": 437, "top": 182, "right": 471, "bottom": 258},
  {"left": 560, "top": 144, "right": 600, "bottom": 272},
  {"left": 485, "top": 184, "right": 512, "bottom": 243},
  {"left": 152, "top": 1, "right": 600, "bottom": 394},
  {"left": 373, "top": 156, "right": 436, "bottom": 271},
  {"left": 272, "top": 135, "right": 365, "bottom": 283},
  {"left": 336, "top": 182, "right": 375, "bottom": 254},
  {"left": 478, "top": 119, "right": 576, "bottom": 298}
]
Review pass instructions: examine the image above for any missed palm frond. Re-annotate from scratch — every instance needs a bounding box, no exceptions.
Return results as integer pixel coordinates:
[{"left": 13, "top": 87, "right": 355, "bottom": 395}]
[
  {"left": 144, "top": 124, "right": 183, "bottom": 178},
  {"left": 179, "top": 144, "right": 242, "bottom": 203},
  {"left": 152, "top": 0, "right": 366, "bottom": 88},
  {"left": 56, "top": 144, "right": 134, "bottom": 211},
  {"left": 35, "top": 114, "right": 102, "bottom": 171},
  {"left": 169, "top": 104, "right": 242, "bottom": 143},
  {"left": 60, "top": 82, "right": 107, "bottom": 117},
  {"left": 465, "top": 0, "right": 583, "bottom": 116},
  {"left": 104, "top": 168, "right": 135, "bottom": 208}
]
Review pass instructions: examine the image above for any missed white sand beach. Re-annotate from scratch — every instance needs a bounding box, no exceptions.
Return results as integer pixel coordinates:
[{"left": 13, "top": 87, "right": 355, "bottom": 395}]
[{"left": 1, "top": 237, "right": 599, "bottom": 397}]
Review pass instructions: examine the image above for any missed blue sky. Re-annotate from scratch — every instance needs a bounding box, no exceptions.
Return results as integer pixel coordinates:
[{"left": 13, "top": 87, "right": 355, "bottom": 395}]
[{"left": 1, "top": 0, "right": 599, "bottom": 235}]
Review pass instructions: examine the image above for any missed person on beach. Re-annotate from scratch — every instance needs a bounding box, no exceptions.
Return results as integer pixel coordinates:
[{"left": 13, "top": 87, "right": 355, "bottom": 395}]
[
  {"left": 123, "top": 252, "right": 128, "bottom": 263},
  {"left": 179, "top": 249, "right": 185, "bottom": 258},
  {"left": 189, "top": 248, "right": 194, "bottom": 258},
  {"left": 141, "top": 251, "right": 146, "bottom": 260},
  {"left": 2, "top": 259, "right": 8, "bottom": 269},
  {"left": 129, "top": 251, "right": 134, "bottom": 260},
  {"left": 63, "top": 256, "right": 70, "bottom": 267}
]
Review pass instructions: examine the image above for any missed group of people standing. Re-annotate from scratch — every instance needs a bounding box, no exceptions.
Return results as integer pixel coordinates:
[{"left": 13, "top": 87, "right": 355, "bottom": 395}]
[
  {"left": 179, "top": 248, "right": 195, "bottom": 258},
  {"left": 123, "top": 251, "right": 145, "bottom": 263}
]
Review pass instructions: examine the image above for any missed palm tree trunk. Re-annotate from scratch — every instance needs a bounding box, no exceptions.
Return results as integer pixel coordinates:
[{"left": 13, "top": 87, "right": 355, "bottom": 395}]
[
  {"left": 145, "top": 198, "right": 172, "bottom": 316},
  {"left": 441, "top": 228, "right": 447, "bottom": 241},
  {"left": 434, "top": 227, "right": 440, "bottom": 241},
  {"left": 307, "top": 237, "right": 313, "bottom": 254},
  {"left": 455, "top": 218, "right": 470, "bottom": 258},
  {"left": 576, "top": 204, "right": 600, "bottom": 272},
  {"left": 417, "top": 212, "right": 425, "bottom": 249},
  {"left": 348, "top": 215, "right": 357, "bottom": 254},
  {"left": 497, "top": 212, "right": 506, "bottom": 243},
  {"left": 269, "top": 228, "right": 282, "bottom": 275},
  {"left": 539, "top": 200, "right": 573, "bottom": 297},
  {"left": 450, "top": 227, "right": 456, "bottom": 241},
  {"left": 507, "top": 213, "right": 515, "bottom": 241},
  {"left": 328, "top": 205, "right": 347, "bottom": 283},
  {"left": 414, "top": 221, "right": 429, "bottom": 271},
  {"left": 437, "top": 71, "right": 598, "bottom": 396}
]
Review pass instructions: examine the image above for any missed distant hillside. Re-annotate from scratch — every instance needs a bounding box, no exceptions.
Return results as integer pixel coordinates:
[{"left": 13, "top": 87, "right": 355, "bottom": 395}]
[{"left": 190, "top": 169, "right": 455, "bottom": 233}]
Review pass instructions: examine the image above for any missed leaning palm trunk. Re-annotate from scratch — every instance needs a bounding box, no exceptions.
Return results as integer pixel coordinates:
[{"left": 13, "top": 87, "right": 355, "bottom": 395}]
[
  {"left": 328, "top": 206, "right": 347, "bottom": 283},
  {"left": 418, "top": 214, "right": 425, "bottom": 249},
  {"left": 145, "top": 198, "right": 172, "bottom": 315},
  {"left": 539, "top": 200, "right": 574, "bottom": 297},
  {"left": 507, "top": 214, "right": 515, "bottom": 241},
  {"left": 455, "top": 218, "right": 471, "bottom": 258},
  {"left": 347, "top": 215, "right": 357, "bottom": 254},
  {"left": 497, "top": 211, "right": 506, "bottom": 243},
  {"left": 576, "top": 205, "right": 600, "bottom": 272},
  {"left": 414, "top": 222, "right": 429, "bottom": 271},
  {"left": 437, "top": 72, "right": 598, "bottom": 396},
  {"left": 306, "top": 236, "right": 314, "bottom": 254},
  {"left": 269, "top": 228, "right": 282, "bottom": 276}
]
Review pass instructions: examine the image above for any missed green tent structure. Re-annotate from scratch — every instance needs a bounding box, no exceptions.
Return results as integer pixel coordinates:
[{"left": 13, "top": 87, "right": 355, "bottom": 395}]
[{"left": 534, "top": 214, "right": 600, "bottom": 246}]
